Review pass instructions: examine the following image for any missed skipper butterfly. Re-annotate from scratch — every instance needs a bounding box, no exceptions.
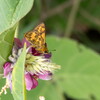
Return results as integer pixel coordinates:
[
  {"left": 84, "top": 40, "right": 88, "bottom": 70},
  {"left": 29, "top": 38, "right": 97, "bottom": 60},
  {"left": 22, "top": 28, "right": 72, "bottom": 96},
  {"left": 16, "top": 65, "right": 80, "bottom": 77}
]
[{"left": 24, "top": 23, "right": 48, "bottom": 53}]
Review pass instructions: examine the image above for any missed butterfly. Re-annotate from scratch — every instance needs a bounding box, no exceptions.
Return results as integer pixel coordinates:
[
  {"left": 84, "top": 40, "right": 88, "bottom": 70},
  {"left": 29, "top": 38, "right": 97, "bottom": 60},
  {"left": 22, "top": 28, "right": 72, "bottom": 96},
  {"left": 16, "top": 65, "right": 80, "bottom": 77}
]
[{"left": 24, "top": 23, "right": 48, "bottom": 53}]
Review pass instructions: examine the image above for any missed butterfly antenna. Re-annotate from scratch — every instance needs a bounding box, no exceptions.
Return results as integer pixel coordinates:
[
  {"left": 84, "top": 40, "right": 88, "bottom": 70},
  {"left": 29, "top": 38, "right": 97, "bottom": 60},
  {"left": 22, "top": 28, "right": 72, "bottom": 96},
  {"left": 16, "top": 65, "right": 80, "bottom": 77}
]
[{"left": 49, "top": 49, "right": 56, "bottom": 52}]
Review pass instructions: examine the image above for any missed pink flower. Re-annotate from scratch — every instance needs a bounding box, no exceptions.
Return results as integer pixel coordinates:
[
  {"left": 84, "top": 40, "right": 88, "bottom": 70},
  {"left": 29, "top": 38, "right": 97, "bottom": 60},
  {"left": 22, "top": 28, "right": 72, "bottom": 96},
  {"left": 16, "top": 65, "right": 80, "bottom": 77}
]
[
  {"left": 14, "top": 38, "right": 31, "bottom": 48},
  {"left": 3, "top": 62, "right": 12, "bottom": 90},
  {"left": 25, "top": 73, "right": 38, "bottom": 90},
  {"left": 3, "top": 38, "right": 60, "bottom": 91},
  {"left": 3, "top": 62, "right": 12, "bottom": 77},
  {"left": 38, "top": 72, "right": 52, "bottom": 80}
]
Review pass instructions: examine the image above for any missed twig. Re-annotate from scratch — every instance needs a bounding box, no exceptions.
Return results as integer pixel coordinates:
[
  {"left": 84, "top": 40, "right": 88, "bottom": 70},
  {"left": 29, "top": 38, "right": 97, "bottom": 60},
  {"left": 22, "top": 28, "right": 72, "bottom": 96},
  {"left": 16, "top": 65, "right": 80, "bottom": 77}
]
[
  {"left": 80, "top": 9, "right": 100, "bottom": 26},
  {"left": 65, "top": 0, "right": 81, "bottom": 37},
  {"left": 40, "top": 0, "right": 48, "bottom": 21},
  {"left": 41, "top": 0, "right": 73, "bottom": 20}
]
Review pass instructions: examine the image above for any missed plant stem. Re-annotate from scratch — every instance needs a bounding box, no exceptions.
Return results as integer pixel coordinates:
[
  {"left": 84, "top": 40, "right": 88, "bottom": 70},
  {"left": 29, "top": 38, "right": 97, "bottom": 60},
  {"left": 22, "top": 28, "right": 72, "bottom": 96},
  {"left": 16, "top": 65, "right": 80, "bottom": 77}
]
[
  {"left": 80, "top": 9, "right": 100, "bottom": 26},
  {"left": 65, "top": 0, "right": 81, "bottom": 37}
]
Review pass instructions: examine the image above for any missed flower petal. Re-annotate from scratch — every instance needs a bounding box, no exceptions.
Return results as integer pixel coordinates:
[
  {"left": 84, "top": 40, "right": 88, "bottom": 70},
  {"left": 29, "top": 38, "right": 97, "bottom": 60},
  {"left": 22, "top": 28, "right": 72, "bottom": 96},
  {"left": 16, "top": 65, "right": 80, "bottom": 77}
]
[
  {"left": 25, "top": 73, "right": 38, "bottom": 90},
  {"left": 44, "top": 53, "right": 51, "bottom": 58},
  {"left": 31, "top": 77, "right": 38, "bottom": 89},
  {"left": 31, "top": 48, "right": 41, "bottom": 56},
  {"left": 14, "top": 38, "right": 23, "bottom": 48},
  {"left": 22, "top": 38, "right": 31, "bottom": 47},
  {"left": 3, "top": 62, "right": 12, "bottom": 77},
  {"left": 38, "top": 72, "right": 52, "bottom": 80}
]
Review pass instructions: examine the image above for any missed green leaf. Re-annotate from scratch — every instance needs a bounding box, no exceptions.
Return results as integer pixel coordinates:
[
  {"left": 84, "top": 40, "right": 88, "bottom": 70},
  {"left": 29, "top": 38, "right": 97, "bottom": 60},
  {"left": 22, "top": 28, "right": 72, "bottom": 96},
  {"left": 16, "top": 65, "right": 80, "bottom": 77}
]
[
  {"left": 12, "top": 44, "right": 26, "bottom": 100},
  {"left": 1, "top": 36, "right": 100, "bottom": 100},
  {"left": 0, "top": 26, "right": 16, "bottom": 74},
  {"left": 27, "top": 36, "right": 100, "bottom": 100},
  {"left": 0, "top": 0, "right": 34, "bottom": 33},
  {"left": 27, "top": 80, "right": 65, "bottom": 100}
]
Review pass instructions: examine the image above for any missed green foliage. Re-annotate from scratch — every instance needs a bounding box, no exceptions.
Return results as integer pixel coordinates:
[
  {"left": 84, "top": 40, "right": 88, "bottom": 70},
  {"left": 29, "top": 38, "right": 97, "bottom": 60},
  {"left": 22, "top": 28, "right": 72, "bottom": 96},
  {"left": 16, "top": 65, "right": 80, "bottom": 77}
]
[
  {"left": 27, "top": 81, "right": 65, "bottom": 100},
  {"left": 1, "top": 37, "right": 100, "bottom": 100},
  {"left": 79, "top": 0, "right": 100, "bottom": 28},
  {"left": 12, "top": 44, "right": 26, "bottom": 100},
  {"left": 0, "top": 0, "right": 34, "bottom": 73},
  {"left": 81, "top": 0, "right": 100, "bottom": 17},
  {"left": 0, "top": 0, "right": 34, "bottom": 33},
  {"left": 47, "top": 36, "right": 100, "bottom": 99},
  {"left": 27, "top": 36, "right": 100, "bottom": 100},
  {"left": 0, "top": 0, "right": 100, "bottom": 100},
  {"left": 0, "top": 26, "right": 16, "bottom": 73},
  {"left": 0, "top": 79, "right": 13, "bottom": 100}
]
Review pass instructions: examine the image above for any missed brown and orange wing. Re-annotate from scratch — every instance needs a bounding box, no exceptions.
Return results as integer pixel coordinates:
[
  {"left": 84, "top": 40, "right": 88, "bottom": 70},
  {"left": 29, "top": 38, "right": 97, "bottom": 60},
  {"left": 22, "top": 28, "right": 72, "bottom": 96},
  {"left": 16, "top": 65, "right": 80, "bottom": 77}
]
[{"left": 24, "top": 23, "right": 48, "bottom": 53}]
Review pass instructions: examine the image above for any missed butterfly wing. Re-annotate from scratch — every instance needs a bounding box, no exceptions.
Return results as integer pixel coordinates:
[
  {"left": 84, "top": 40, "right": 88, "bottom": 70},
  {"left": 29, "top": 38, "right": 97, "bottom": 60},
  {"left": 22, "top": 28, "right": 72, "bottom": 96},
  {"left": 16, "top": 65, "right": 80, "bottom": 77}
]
[{"left": 24, "top": 23, "right": 48, "bottom": 53}]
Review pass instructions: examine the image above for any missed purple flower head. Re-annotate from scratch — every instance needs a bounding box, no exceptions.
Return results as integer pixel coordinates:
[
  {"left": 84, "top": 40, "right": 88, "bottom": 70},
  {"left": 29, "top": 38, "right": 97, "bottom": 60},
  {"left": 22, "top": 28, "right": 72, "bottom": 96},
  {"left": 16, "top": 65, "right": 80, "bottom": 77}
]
[
  {"left": 3, "top": 37, "right": 60, "bottom": 92},
  {"left": 14, "top": 38, "right": 42, "bottom": 56}
]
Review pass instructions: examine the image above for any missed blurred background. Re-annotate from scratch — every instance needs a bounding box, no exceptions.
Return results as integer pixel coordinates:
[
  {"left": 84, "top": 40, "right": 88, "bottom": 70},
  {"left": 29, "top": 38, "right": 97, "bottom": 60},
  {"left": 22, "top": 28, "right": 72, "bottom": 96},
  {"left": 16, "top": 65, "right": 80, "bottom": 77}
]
[
  {"left": 19, "top": 0, "right": 100, "bottom": 53},
  {"left": 19, "top": 1, "right": 100, "bottom": 99},
  {"left": 1, "top": 0, "right": 100, "bottom": 100}
]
